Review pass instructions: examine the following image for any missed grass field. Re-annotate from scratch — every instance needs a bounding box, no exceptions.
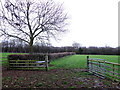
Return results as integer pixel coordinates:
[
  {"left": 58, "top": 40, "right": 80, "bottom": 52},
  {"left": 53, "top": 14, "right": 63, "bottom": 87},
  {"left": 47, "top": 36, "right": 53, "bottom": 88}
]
[
  {"left": 0, "top": 53, "right": 119, "bottom": 69},
  {"left": 49, "top": 55, "right": 119, "bottom": 70}
]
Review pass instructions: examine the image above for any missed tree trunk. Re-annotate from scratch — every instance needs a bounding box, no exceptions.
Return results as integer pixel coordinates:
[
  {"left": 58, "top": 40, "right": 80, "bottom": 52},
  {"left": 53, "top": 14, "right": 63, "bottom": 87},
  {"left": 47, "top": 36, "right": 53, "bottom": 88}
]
[{"left": 29, "top": 38, "right": 33, "bottom": 54}]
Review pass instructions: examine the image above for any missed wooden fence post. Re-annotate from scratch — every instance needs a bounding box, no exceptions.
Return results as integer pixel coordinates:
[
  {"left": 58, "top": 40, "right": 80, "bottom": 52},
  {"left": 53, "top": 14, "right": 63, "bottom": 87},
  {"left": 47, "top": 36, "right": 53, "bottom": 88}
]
[
  {"left": 87, "top": 56, "right": 89, "bottom": 70},
  {"left": 103, "top": 60, "right": 106, "bottom": 77},
  {"left": 45, "top": 54, "right": 48, "bottom": 71},
  {"left": 7, "top": 56, "right": 10, "bottom": 70},
  {"left": 113, "top": 64, "right": 114, "bottom": 75}
]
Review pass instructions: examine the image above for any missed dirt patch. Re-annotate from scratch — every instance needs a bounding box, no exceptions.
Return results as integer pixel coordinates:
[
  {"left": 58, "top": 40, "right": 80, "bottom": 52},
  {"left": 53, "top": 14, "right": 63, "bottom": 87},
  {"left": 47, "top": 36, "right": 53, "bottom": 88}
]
[{"left": 2, "top": 69, "right": 120, "bottom": 89}]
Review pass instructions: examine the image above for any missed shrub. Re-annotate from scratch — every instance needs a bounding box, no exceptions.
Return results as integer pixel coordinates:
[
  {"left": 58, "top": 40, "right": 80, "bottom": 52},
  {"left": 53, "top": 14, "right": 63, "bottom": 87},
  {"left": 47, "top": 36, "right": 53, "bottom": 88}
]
[
  {"left": 8, "top": 52, "right": 76, "bottom": 63},
  {"left": 48, "top": 52, "right": 76, "bottom": 60},
  {"left": 8, "top": 54, "right": 46, "bottom": 60}
]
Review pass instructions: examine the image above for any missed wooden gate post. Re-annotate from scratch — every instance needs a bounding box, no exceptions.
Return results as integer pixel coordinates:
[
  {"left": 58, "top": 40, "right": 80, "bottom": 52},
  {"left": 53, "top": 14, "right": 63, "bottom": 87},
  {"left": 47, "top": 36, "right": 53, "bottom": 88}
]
[
  {"left": 87, "top": 56, "right": 89, "bottom": 70},
  {"left": 45, "top": 54, "right": 48, "bottom": 71}
]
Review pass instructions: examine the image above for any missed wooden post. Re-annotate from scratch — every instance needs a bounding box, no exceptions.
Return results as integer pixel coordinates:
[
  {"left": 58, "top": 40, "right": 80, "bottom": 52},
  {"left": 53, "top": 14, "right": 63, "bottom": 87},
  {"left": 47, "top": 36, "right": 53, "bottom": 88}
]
[
  {"left": 118, "top": 62, "right": 120, "bottom": 80},
  {"left": 87, "top": 56, "right": 89, "bottom": 70},
  {"left": 113, "top": 64, "right": 114, "bottom": 75},
  {"left": 45, "top": 54, "right": 48, "bottom": 71},
  {"left": 7, "top": 56, "right": 10, "bottom": 70},
  {"left": 104, "top": 60, "right": 106, "bottom": 77}
]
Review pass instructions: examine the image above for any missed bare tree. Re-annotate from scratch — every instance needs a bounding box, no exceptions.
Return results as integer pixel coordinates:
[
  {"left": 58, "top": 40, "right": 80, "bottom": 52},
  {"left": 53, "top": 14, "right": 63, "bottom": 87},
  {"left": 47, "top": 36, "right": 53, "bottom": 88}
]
[
  {"left": 72, "top": 42, "right": 80, "bottom": 49},
  {"left": 0, "top": 0, "right": 68, "bottom": 53}
]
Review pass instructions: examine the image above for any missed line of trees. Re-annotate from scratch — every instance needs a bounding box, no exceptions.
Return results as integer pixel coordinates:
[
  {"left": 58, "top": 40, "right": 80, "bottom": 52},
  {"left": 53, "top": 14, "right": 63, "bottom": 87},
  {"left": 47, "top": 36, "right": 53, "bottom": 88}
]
[
  {"left": 1, "top": 40, "right": 75, "bottom": 53},
  {"left": 1, "top": 40, "right": 119, "bottom": 55},
  {"left": 77, "top": 46, "right": 119, "bottom": 55}
]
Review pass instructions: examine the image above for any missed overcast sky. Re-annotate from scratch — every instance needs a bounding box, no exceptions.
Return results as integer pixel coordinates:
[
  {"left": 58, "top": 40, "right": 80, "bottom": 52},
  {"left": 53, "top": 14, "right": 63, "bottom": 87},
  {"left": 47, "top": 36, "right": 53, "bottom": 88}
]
[{"left": 51, "top": 0, "right": 119, "bottom": 48}]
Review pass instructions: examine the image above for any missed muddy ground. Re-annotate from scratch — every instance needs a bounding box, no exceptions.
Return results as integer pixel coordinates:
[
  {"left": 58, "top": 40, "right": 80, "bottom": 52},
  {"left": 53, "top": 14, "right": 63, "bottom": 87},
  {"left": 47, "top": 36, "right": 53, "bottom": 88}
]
[{"left": 2, "top": 69, "right": 120, "bottom": 89}]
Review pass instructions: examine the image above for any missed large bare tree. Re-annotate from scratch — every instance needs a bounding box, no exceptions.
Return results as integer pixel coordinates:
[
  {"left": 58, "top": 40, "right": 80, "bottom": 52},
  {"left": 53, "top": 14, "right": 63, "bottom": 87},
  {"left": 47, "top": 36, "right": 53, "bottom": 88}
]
[{"left": 0, "top": 0, "right": 68, "bottom": 53}]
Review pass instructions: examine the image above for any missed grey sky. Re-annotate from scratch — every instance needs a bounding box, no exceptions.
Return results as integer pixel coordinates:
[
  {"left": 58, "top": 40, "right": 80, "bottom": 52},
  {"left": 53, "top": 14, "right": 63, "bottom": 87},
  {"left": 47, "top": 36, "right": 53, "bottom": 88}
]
[
  {"left": 0, "top": 0, "right": 119, "bottom": 48},
  {"left": 51, "top": 0, "right": 118, "bottom": 47}
]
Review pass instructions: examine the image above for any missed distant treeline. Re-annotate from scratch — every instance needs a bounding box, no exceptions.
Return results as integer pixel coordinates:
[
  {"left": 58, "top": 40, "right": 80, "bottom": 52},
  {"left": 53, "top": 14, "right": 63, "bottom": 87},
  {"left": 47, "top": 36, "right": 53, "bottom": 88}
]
[
  {"left": 77, "top": 46, "right": 119, "bottom": 55},
  {"left": 1, "top": 40, "right": 119, "bottom": 55}
]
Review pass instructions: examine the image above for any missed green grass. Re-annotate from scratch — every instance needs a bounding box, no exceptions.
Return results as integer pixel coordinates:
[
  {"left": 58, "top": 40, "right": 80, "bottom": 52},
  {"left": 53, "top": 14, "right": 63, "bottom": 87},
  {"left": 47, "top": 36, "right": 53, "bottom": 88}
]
[
  {"left": 87, "top": 55, "right": 119, "bottom": 63},
  {"left": 1, "top": 53, "right": 119, "bottom": 69},
  {"left": 49, "top": 55, "right": 119, "bottom": 69},
  {"left": 1, "top": 53, "right": 27, "bottom": 57},
  {"left": 50, "top": 55, "right": 87, "bottom": 69}
]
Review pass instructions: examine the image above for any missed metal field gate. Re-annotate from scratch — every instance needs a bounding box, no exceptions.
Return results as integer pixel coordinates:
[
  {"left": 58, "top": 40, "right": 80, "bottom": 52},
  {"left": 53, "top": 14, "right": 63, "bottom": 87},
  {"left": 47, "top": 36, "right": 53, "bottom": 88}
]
[
  {"left": 87, "top": 56, "right": 120, "bottom": 82},
  {"left": 87, "top": 56, "right": 106, "bottom": 79}
]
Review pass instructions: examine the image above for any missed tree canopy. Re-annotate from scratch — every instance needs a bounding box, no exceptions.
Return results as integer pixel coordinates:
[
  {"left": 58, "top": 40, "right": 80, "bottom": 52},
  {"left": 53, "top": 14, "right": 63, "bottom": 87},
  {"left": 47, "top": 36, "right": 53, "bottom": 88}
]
[{"left": 0, "top": 0, "right": 68, "bottom": 53}]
